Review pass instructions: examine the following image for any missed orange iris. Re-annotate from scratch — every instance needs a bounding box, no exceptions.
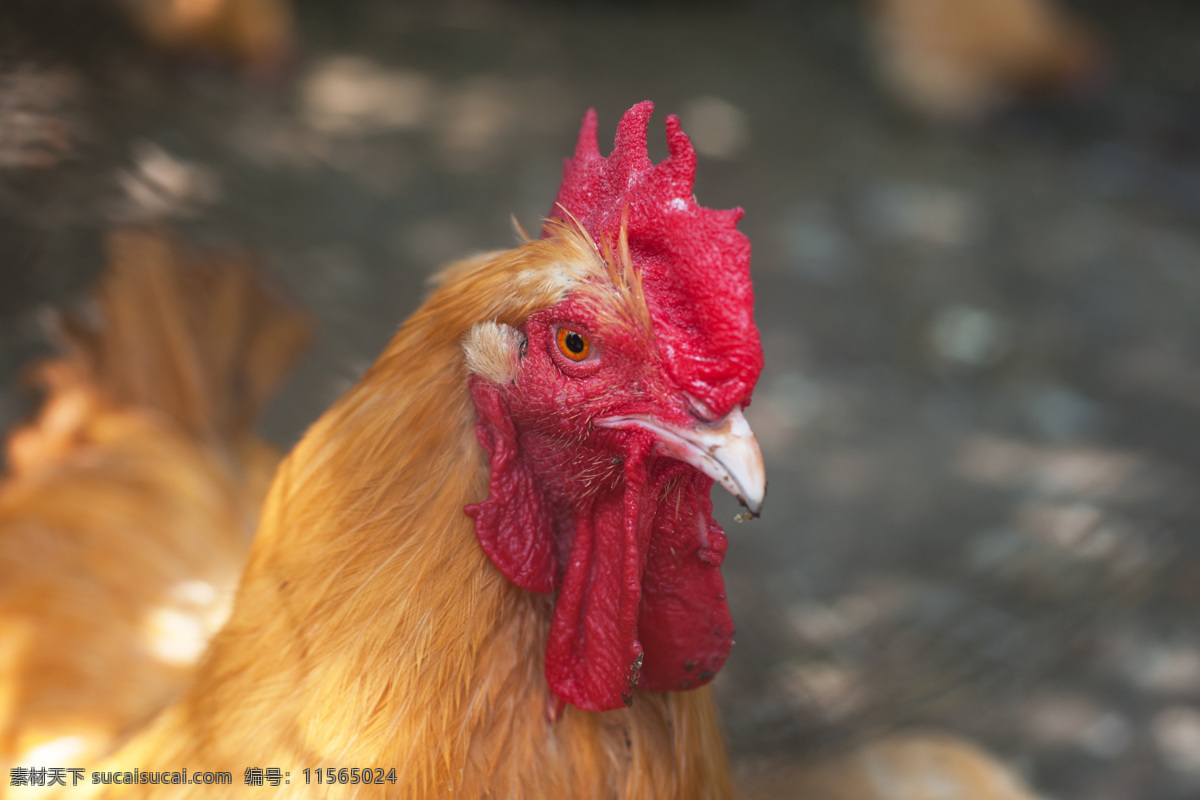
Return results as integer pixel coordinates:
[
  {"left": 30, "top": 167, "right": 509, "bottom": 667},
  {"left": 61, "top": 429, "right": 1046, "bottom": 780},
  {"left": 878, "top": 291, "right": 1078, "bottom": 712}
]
[{"left": 556, "top": 328, "right": 590, "bottom": 361}]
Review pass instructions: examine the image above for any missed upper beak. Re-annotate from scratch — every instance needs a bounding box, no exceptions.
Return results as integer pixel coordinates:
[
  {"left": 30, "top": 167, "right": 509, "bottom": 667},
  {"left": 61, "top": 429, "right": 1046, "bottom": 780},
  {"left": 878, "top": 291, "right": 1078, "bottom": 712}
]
[{"left": 597, "top": 407, "right": 766, "bottom": 516}]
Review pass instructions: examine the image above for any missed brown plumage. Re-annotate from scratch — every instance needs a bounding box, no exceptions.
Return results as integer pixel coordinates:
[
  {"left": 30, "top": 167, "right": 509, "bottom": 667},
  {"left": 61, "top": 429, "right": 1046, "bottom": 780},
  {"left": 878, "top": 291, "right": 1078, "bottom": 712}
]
[{"left": 0, "top": 228, "right": 310, "bottom": 773}]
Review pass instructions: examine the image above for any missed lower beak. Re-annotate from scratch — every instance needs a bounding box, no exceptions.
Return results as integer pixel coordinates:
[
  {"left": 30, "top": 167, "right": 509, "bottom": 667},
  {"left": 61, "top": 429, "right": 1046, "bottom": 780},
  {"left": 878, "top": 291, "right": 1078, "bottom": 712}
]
[{"left": 597, "top": 407, "right": 766, "bottom": 516}]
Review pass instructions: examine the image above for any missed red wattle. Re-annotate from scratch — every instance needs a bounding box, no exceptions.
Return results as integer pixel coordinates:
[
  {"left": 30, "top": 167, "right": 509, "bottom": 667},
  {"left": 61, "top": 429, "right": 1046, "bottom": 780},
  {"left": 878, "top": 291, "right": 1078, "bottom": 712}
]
[
  {"left": 540, "top": 452, "right": 734, "bottom": 710},
  {"left": 636, "top": 473, "right": 733, "bottom": 692},
  {"left": 543, "top": 457, "right": 653, "bottom": 711}
]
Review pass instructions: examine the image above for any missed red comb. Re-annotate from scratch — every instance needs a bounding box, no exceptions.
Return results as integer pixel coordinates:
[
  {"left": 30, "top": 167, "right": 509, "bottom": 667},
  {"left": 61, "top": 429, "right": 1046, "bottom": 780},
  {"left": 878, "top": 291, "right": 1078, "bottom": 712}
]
[{"left": 547, "top": 101, "right": 762, "bottom": 415}]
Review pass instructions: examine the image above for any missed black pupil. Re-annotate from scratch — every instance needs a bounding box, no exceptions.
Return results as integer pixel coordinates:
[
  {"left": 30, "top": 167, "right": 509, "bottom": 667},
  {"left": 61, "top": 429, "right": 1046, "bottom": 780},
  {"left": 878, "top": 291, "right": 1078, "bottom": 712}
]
[{"left": 564, "top": 332, "right": 585, "bottom": 354}]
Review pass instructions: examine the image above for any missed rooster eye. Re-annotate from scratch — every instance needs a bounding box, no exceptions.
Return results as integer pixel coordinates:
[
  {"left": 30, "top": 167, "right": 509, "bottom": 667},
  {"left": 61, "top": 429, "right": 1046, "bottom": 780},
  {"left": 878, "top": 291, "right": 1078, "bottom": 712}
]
[{"left": 556, "top": 328, "right": 590, "bottom": 361}]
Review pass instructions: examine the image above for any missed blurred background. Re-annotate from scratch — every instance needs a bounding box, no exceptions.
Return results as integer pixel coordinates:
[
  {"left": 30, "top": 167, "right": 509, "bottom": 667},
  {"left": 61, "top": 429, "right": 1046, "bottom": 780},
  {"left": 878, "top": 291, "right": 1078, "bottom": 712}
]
[{"left": 1, "top": 1, "right": 1198, "bottom": 797}]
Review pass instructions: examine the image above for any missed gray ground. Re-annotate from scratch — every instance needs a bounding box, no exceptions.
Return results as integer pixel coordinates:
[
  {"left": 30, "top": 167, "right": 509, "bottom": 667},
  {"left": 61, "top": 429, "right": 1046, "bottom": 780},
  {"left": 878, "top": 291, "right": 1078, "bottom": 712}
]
[{"left": 2, "top": 1, "right": 1199, "bottom": 798}]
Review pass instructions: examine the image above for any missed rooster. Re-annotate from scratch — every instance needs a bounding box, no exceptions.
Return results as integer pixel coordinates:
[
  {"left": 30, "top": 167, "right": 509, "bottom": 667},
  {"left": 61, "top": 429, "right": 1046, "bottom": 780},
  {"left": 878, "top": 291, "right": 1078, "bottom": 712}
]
[
  {"left": 72, "top": 100, "right": 756, "bottom": 799},
  {"left": 57, "top": 104, "right": 1042, "bottom": 800},
  {"left": 0, "top": 228, "right": 310, "bottom": 774}
]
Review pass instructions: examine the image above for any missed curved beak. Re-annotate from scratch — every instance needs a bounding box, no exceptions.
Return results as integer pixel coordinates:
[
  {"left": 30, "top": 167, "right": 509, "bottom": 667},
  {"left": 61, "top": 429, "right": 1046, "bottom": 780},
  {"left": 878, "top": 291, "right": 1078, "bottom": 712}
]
[{"left": 597, "top": 407, "right": 766, "bottom": 516}]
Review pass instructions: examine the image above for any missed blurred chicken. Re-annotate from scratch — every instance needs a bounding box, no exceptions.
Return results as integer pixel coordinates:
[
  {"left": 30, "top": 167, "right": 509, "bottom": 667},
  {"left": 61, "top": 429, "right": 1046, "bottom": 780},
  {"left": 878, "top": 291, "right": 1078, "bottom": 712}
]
[
  {"left": 120, "top": 0, "right": 296, "bottom": 76},
  {"left": 0, "top": 228, "right": 310, "bottom": 772},
  {"left": 739, "top": 732, "right": 1041, "bottom": 800},
  {"left": 869, "top": 0, "right": 1105, "bottom": 124}
]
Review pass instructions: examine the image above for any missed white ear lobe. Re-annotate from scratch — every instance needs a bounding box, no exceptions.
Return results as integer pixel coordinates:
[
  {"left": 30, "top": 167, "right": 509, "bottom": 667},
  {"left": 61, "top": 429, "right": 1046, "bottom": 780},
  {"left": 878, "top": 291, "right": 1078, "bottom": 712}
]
[{"left": 463, "top": 321, "right": 524, "bottom": 385}]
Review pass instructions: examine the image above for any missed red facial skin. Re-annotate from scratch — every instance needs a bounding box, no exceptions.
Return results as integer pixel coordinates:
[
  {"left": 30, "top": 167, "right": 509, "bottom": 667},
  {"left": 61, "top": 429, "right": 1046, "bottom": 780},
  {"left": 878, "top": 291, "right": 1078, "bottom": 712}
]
[
  {"left": 467, "top": 102, "right": 762, "bottom": 712},
  {"left": 468, "top": 297, "right": 739, "bottom": 711}
]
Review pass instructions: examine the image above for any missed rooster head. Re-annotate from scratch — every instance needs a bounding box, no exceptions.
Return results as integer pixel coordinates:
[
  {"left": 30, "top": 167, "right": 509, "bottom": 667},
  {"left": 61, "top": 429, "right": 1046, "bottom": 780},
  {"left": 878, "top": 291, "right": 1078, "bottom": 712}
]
[{"left": 464, "top": 101, "right": 764, "bottom": 712}]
